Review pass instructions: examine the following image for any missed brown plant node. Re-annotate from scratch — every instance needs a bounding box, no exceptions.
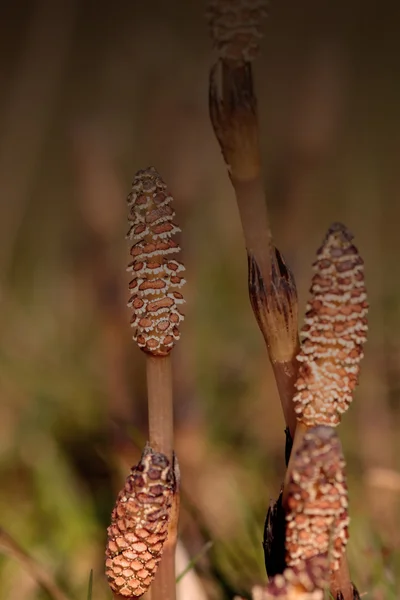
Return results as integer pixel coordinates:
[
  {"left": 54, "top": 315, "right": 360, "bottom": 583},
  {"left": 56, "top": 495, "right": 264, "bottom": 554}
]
[
  {"left": 105, "top": 445, "right": 175, "bottom": 597},
  {"left": 209, "top": 60, "right": 260, "bottom": 179},
  {"left": 248, "top": 248, "right": 299, "bottom": 364}
]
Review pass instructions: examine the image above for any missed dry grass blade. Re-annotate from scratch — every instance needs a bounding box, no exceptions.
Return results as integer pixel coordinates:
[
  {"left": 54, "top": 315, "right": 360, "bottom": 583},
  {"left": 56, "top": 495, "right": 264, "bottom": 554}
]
[{"left": 0, "top": 527, "right": 71, "bottom": 600}]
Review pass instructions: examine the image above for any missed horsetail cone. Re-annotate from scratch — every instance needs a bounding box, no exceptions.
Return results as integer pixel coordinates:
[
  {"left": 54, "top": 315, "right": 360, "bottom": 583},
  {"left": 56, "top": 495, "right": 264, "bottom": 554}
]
[
  {"left": 206, "top": 0, "right": 268, "bottom": 64},
  {"left": 105, "top": 446, "right": 174, "bottom": 597},
  {"left": 127, "top": 167, "right": 185, "bottom": 356},
  {"left": 285, "top": 427, "right": 349, "bottom": 572},
  {"left": 245, "top": 556, "right": 328, "bottom": 600},
  {"left": 293, "top": 223, "right": 368, "bottom": 426}
]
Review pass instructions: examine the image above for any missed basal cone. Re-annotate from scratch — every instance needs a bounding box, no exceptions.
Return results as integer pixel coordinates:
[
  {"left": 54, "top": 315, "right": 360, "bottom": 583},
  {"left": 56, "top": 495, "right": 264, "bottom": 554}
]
[
  {"left": 237, "top": 556, "right": 328, "bottom": 600},
  {"left": 105, "top": 446, "right": 174, "bottom": 597},
  {"left": 206, "top": 0, "right": 268, "bottom": 64},
  {"left": 293, "top": 222, "right": 368, "bottom": 426},
  {"left": 127, "top": 166, "right": 185, "bottom": 357},
  {"left": 285, "top": 427, "right": 349, "bottom": 572}
]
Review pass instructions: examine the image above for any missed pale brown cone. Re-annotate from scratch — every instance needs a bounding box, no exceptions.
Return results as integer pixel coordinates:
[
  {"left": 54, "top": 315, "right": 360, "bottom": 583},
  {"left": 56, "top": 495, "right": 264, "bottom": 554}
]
[
  {"left": 127, "top": 166, "right": 185, "bottom": 357},
  {"left": 293, "top": 222, "right": 368, "bottom": 426},
  {"left": 285, "top": 426, "right": 349, "bottom": 572},
  {"left": 105, "top": 445, "right": 175, "bottom": 597}
]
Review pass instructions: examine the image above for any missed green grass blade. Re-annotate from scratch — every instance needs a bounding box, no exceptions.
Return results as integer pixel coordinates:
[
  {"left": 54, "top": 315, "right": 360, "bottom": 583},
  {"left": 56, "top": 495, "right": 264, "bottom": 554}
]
[
  {"left": 86, "top": 569, "right": 93, "bottom": 600},
  {"left": 176, "top": 540, "right": 214, "bottom": 584}
]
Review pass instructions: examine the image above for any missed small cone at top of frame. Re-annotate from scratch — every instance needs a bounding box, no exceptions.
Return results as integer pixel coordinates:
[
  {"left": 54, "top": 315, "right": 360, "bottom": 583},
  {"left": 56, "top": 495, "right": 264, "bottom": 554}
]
[{"left": 206, "top": 0, "right": 269, "bottom": 64}]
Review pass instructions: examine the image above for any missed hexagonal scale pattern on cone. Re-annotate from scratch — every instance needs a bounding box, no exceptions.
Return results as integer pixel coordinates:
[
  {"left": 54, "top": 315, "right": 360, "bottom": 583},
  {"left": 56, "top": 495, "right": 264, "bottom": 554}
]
[
  {"left": 293, "top": 222, "right": 368, "bottom": 426},
  {"left": 285, "top": 427, "right": 349, "bottom": 572},
  {"left": 206, "top": 0, "right": 268, "bottom": 63},
  {"left": 105, "top": 447, "right": 174, "bottom": 597},
  {"left": 127, "top": 167, "right": 185, "bottom": 356}
]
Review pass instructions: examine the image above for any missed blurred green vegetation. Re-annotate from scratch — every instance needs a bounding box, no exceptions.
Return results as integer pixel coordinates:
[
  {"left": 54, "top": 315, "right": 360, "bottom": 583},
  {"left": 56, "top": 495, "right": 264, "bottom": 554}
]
[{"left": 0, "top": 1, "right": 400, "bottom": 599}]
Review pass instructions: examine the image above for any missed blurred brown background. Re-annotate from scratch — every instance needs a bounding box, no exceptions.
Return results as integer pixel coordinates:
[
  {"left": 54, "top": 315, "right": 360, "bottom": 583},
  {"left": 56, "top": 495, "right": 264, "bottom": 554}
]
[{"left": 0, "top": 1, "right": 400, "bottom": 598}]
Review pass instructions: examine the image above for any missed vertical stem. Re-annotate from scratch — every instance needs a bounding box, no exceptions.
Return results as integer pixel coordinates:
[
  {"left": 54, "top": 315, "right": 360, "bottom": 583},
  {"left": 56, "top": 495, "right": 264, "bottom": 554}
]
[
  {"left": 234, "top": 176, "right": 300, "bottom": 439},
  {"left": 152, "top": 467, "right": 180, "bottom": 600},
  {"left": 232, "top": 175, "right": 273, "bottom": 288},
  {"left": 329, "top": 558, "right": 353, "bottom": 600},
  {"left": 209, "top": 61, "right": 300, "bottom": 437},
  {"left": 146, "top": 355, "right": 173, "bottom": 461},
  {"left": 271, "top": 360, "right": 299, "bottom": 440},
  {"left": 146, "top": 355, "right": 176, "bottom": 600},
  {"left": 150, "top": 547, "right": 176, "bottom": 600},
  {"left": 282, "top": 421, "right": 308, "bottom": 508}
]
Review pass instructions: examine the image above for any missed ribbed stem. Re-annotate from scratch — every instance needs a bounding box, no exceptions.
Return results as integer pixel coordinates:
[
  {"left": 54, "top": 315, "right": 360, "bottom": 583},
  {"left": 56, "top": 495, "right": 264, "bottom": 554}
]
[
  {"left": 209, "top": 59, "right": 300, "bottom": 437},
  {"left": 151, "top": 464, "right": 180, "bottom": 600},
  {"left": 147, "top": 356, "right": 173, "bottom": 461},
  {"left": 146, "top": 355, "right": 175, "bottom": 600},
  {"left": 232, "top": 175, "right": 272, "bottom": 286},
  {"left": 271, "top": 359, "right": 299, "bottom": 440}
]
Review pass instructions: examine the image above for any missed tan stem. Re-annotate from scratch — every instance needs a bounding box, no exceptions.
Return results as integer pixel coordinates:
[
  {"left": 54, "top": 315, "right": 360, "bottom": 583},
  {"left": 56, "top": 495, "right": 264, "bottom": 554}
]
[
  {"left": 248, "top": 249, "right": 300, "bottom": 439},
  {"left": 232, "top": 175, "right": 273, "bottom": 287},
  {"left": 330, "top": 557, "right": 353, "bottom": 600},
  {"left": 233, "top": 178, "right": 300, "bottom": 439},
  {"left": 150, "top": 545, "right": 176, "bottom": 600},
  {"left": 271, "top": 361, "right": 299, "bottom": 440},
  {"left": 146, "top": 355, "right": 173, "bottom": 461},
  {"left": 152, "top": 463, "right": 180, "bottom": 600},
  {"left": 146, "top": 355, "right": 175, "bottom": 600},
  {"left": 209, "top": 60, "right": 299, "bottom": 436}
]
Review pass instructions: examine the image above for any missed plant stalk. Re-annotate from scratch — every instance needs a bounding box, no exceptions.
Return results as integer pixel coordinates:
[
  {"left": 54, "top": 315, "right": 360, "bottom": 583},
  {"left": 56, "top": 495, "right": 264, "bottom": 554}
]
[
  {"left": 146, "top": 355, "right": 174, "bottom": 461},
  {"left": 146, "top": 355, "right": 176, "bottom": 600},
  {"left": 209, "top": 59, "right": 300, "bottom": 438},
  {"left": 330, "top": 558, "right": 354, "bottom": 600}
]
